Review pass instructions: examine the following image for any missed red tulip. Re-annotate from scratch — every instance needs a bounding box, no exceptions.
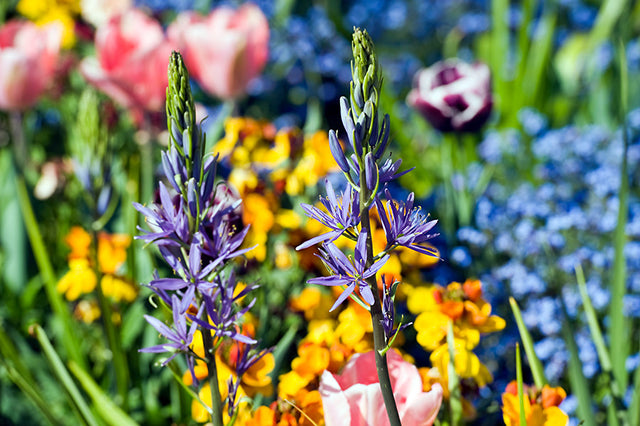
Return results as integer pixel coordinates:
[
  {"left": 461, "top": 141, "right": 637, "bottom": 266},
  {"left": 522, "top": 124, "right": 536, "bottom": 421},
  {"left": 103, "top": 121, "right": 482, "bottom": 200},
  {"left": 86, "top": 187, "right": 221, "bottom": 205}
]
[
  {"left": 0, "top": 20, "right": 62, "bottom": 111},
  {"left": 168, "top": 3, "right": 269, "bottom": 100},
  {"left": 407, "top": 59, "right": 492, "bottom": 133},
  {"left": 80, "top": 9, "right": 173, "bottom": 114},
  {"left": 319, "top": 350, "right": 443, "bottom": 426}
]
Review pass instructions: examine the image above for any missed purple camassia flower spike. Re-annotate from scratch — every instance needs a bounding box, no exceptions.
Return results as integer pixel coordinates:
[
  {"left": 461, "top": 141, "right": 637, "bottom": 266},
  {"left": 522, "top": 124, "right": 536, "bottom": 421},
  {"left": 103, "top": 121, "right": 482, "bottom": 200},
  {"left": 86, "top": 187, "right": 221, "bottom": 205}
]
[
  {"left": 190, "top": 271, "right": 258, "bottom": 344},
  {"left": 375, "top": 187, "right": 439, "bottom": 256},
  {"left": 134, "top": 182, "right": 191, "bottom": 247},
  {"left": 296, "top": 179, "right": 360, "bottom": 250},
  {"left": 309, "top": 230, "right": 389, "bottom": 311},
  {"left": 141, "top": 294, "right": 202, "bottom": 384},
  {"left": 346, "top": 154, "right": 413, "bottom": 187}
]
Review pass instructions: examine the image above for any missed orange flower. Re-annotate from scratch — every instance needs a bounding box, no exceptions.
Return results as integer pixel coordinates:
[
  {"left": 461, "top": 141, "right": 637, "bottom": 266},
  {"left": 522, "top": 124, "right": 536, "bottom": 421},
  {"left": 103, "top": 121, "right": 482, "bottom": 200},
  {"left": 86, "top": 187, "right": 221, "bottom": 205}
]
[
  {"left": 65, "top": 226, "right": 91, "bottom": 259},
  {"left": 97, "top": 232, "right": 130, "bottom": 274},
  {"left": 502, "top": 381, "right": 569, "bottom": 426}
]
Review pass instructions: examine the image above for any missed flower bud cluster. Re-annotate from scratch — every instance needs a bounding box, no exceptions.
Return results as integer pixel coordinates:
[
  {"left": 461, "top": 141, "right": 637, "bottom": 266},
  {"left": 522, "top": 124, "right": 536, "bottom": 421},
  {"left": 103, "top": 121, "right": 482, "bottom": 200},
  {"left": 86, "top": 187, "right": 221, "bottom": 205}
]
[{"left": 136, "top": 53, "right": 263, "bottom": 403}]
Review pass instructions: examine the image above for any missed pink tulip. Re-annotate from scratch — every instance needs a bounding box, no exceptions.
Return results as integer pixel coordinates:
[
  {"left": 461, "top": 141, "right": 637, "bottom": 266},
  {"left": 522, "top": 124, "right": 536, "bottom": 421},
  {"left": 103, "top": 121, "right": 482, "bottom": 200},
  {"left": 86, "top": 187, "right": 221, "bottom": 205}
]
[
  {"left": 168, "top": 3, "right": 269, "bottom": 100},
  {"left": 80, "top": 9, "right": 173, "bottom": 114},
  {"left": 0, "top": 20, "right": 62, "bottom": 111},
  {"left": 319, "top": 350, "right": 443, "bottom": 426}
]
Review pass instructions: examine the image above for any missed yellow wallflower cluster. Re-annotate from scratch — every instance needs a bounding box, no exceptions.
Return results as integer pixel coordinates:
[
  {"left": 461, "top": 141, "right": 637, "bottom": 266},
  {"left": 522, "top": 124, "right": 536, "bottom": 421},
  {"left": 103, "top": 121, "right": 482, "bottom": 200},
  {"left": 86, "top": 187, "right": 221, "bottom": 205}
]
[
  {"left": 241, "top": 288, "right": 378, "bottom": 425},
  {"left": 17, "top": 0, "right": 80, "bottom": 48},
  {"left": 57, "top": 227, "right": 137, "bottom": 323},
  {"left": 502, "top": 381, "right": 569, "bottom": 426},
  {"left": 213, "top": 117, "right": 339, "bottom": 264},
  {"left": 184, "top": 328, "right": 275, "bottom": 423},
  {"left": 408, "top": 279, "right": 505, "bottom": 410}
]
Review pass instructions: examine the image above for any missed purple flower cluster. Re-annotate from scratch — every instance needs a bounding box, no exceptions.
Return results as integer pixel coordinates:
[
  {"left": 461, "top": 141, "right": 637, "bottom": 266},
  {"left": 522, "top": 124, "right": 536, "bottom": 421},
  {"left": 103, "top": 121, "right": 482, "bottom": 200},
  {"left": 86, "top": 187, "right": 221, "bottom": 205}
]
[
  {"left": 136, "top": 53, "right": 262, "bottom": 401},
  {"left": 298, "top": 29, "right": 439, "bottom": 344}
]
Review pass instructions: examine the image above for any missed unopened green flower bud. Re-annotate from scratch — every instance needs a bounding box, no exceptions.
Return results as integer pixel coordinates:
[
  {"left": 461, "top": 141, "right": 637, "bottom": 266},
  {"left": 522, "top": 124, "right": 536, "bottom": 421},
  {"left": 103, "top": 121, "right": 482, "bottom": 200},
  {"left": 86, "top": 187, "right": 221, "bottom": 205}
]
[
  {"left": 166, "top": 51, "right": 196, "bottom": 149},
  {"left": 351, "top": 28, "right": 381, "bottom": 115}
]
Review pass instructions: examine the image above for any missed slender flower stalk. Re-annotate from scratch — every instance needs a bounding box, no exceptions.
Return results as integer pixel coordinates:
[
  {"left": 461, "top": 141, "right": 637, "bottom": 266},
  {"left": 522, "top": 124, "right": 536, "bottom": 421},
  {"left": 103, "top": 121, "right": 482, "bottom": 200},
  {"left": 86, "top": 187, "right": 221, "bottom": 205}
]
[
  {"left": 297, "top": 28, "right": 440, "bottom": 426},
  {"left": 137, "top": 52, "right": 264, "bottom": 426}
]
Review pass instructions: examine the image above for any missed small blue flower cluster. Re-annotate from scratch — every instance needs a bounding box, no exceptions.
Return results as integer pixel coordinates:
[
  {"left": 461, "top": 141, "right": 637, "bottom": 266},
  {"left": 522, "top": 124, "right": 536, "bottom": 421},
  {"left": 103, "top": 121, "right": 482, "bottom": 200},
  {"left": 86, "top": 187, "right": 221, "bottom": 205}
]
[{"left": 456, "top": 107, "right": 640, "bottom": 391}]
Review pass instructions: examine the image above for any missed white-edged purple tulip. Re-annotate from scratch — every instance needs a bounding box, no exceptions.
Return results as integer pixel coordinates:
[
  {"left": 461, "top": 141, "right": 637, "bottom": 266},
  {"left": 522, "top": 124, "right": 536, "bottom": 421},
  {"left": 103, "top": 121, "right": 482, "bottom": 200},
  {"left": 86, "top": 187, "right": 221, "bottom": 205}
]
[{"left": 407, "top": 59, "right": 492, "bottom": 133}]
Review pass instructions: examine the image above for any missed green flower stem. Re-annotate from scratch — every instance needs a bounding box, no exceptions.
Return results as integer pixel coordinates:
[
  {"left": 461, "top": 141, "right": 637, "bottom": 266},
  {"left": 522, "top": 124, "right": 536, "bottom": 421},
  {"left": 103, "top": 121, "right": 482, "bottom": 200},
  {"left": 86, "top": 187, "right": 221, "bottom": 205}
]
[
  {"left": 201, "top": 327, "right": 224, "bottom": 426},
  {"left": 359, "top": 186, "right": 401, "bottom": 426},
  {"left": 446, "top": 321, "right": 462, "bottom": 426},
  {"left": 140, "top": 115, "right": 155, "bottom": 205},
  {"left": 90, "top": 228, "right": 129, "bottom": 409},
  {"left": 609, "top": 38, "right": 630, "bottom": 393},
  {"left": 13, "top": 166, "right": 86, "bottom": 371},
  {"left": 34, "top": 325, "right": 99, "bottom": 426},
  {"left": 515, "top": 343, "right": 527, "bottom": 426}
]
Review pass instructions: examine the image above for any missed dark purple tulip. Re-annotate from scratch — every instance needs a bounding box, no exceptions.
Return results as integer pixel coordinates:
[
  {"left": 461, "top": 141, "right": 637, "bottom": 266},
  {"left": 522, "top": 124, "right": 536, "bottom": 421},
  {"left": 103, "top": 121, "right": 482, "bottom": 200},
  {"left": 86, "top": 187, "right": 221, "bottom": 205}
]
[{"left": 407, "top": 59, "right": 492, "bottom": 133}]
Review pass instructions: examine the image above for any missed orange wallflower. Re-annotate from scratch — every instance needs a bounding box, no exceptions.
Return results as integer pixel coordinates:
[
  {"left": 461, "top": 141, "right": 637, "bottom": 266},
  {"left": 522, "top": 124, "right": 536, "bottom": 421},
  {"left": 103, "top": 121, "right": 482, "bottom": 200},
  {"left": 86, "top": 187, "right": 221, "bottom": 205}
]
[{"left": 502, "top": 381, "right": 569, "bottom": 426}]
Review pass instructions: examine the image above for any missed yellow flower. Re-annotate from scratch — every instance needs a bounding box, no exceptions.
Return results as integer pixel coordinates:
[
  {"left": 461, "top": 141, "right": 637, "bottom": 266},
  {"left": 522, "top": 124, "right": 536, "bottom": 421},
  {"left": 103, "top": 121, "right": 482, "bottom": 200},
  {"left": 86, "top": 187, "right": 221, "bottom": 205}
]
[
  {"left": 57, "top": 258, "right": 97, "bottom": 301},
  {"left": 430, "top": 340, "right": 492, "bottom": 386},
  {"left": 406, "top": 284, "right": 438, "bottom": 314},
  {"left": 73, "top": 299, "right": 100, "bottom": 323},
  {"left": 502, "top": 381, "right": 569, "bottom": 426},
  {"left": 278, "top": 370, "right": 311, "bottom": 399},
  {"left": 290, "top": 288, "right": 334, "bottom": 321},
  {"left": 100, "top": 275, "right": 137, "bottom": 302},
  {"left": 97, "top": 232, "right": 130, "bottom": 275},
  {"left": 17, "top": 0, "right": 79, "bottom": 48}
]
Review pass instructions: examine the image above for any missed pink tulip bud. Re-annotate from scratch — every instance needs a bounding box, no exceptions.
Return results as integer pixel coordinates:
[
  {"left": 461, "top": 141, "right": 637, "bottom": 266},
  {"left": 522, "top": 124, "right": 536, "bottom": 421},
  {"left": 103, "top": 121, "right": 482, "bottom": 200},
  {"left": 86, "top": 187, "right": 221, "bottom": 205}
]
[
  {"left": 168, "top": 3, "right": 269, "bottom": 100},
  {"left": 407, "top": 59, "right": 492, "bottom": 133}
]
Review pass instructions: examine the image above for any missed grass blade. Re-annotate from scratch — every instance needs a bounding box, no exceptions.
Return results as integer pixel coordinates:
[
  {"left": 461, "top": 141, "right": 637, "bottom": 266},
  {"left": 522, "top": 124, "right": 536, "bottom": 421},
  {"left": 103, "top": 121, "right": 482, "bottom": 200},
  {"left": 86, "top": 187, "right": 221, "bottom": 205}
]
[
  {"left": 561, "top": 307, "right": 596, "bottom": 426},
  {"left": 33, "top": 325, "right": 99, "bottom": 426},
  {"left": 447, "top": 321, "right": 462, "bottom": 426},
  {"left": 69, "top": 361, "right": 139, "bottom": 426},
  {"left": 516, "top": 343, "right": 527, "bottom": 426},
  {"left": 509, "top": 297, "right": 547, "bottom": 388},
  {"left": 575, "top": 264, "right": 624, "bottom": 426}
]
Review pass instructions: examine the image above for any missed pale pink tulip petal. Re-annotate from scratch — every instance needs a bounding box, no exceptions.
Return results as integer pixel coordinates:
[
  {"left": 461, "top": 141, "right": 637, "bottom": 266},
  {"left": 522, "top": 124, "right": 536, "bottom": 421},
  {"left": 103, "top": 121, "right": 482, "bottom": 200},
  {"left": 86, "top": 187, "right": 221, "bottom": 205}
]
[
  {"left": 80, "top": 9, "right": 172, "bottom": 114},
  {"left": 168, "top": 3, "right": 269, "bottom": 100},
  {"left": 0, "top": 20, "right": 62, "bottom": 110},
  {"left": 320, "top": 350, "right": 443, "bottom": 426}
]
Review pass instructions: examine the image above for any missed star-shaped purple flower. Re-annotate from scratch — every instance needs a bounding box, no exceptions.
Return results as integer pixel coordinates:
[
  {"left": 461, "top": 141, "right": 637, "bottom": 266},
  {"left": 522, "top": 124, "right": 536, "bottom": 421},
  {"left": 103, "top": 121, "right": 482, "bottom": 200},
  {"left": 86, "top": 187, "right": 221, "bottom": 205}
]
[
  {"left": 140, "top": 295, "right": 201, "bottom": 384},
  {"left": 375, "top": 188, "right": 439, "bottom": 256},
  {"left": 309, "top": 230, "right": 389, "bottom": 311},
  {"left": 296, "top": 180, "right": 360, "bottom": 250}
]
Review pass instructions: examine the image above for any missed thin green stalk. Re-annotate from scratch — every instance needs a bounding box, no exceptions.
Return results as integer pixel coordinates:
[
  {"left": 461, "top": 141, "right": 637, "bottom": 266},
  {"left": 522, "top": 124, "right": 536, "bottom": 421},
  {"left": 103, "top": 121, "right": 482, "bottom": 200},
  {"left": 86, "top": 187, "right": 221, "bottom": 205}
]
[
  {"left": 90, "top": 229, "right": 129, "bottom": 409},
  {"left": 140, "top": 115, "right": 155, "bottom": 205},
  {"left": 560, "top": 304, "right": 596, "bottom": 426},
  {"left": 576, "top": 264, "right": 626, "bottom": 425},
  {"left": 490, "top": 0, "right": 510, "bottom": 118},
  {"left": 0, "top": 326, "right": 64, "bottom": 425},
  {"left": 629, "top": 349, "right": 640, "bottom": 425},
  {"left": 609, "top": 37, "right": 630, "bottom": 393},
  {"left": 360, "top": 187, "right": 401, "bottom": 426},
  {"left": 15, "top": 175, "right": 87, "bottom": 369},
  {"left": 509, "top": 297, "right": 547, "bottom": 388},
  {"left": 10, "top": 113, "right": 86, "bottom": 370},
  {"left": 34, "top": 325, "right": 99, "bottom": 426},
  {"left": 447, "top": 321, "right": 462, "bottom": 426},
  {"left": 515, "top": 343, "right": 527, "bottom": 426},
  {"left": 69, "top": 361, "right": 138, "bottom": 426},
  {"left": 201, "top": 327, "right": 224, "bottom": 426}
]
